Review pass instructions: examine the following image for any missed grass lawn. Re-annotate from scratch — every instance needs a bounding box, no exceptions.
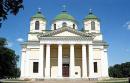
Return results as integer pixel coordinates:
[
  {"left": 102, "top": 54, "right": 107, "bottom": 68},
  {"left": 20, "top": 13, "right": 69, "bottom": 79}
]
[{"left": 97, "top": 78, "right": 129, "bottom": 83}]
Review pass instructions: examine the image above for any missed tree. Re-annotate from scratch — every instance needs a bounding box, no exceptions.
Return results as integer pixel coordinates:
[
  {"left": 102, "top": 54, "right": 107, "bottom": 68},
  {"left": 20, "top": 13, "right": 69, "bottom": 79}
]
[
  {"left": 109, "top": 62, "right": 130, "bottom": 78},
  {"left": 0, "top": 37, "right": 19, "bottom": 78},
  {"left": 0, "top": 0, "right": 23, "bottom": 27}
]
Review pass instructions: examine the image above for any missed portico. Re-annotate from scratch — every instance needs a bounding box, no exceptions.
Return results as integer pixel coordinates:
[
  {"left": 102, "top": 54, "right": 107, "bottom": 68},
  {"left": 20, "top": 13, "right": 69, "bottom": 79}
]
[{"left": 38, "top": 43, "right": 94, "bottom": 79}]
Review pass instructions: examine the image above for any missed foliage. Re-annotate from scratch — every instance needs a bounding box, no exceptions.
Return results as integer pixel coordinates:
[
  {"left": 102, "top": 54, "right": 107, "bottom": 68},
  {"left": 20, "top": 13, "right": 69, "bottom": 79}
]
[
  {"left": 0, "top": 37, "right": 20, "bottom": 78},
  {"left": 109, "top": 62, "right": 130, "bottom": 78},
  {"left": 0, "top": 0, "right": 23, "bottom": 27}
]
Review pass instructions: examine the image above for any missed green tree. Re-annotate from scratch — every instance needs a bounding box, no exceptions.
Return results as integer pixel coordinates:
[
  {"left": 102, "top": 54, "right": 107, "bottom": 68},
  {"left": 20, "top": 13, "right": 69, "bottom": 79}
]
[
  {"left": 0, "top": 0, "right": 23, "bottom": 27},
  {"left": 0, "top": 37, "right": 19, "bottom": 78},
  {"left": 109, "top": 62, "right": 130, "bottom": 78}
]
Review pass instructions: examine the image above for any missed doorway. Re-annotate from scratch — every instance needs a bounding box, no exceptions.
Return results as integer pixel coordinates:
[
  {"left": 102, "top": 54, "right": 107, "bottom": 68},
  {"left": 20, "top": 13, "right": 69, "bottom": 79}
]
[{"left": 62, "top": 64, "right": 69, "bottom": 77}]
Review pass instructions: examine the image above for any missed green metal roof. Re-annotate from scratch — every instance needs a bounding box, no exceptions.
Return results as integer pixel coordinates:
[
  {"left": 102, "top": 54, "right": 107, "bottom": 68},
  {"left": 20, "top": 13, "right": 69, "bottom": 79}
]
[
  {"left": 54, "top": 11, "right": 75, "bottom": 21},
  {"left": 31, "top": 11, "right": 46, "bottom": 20},
  {"left": 84, "top": 10, "right": 99, "bottom": 21}
]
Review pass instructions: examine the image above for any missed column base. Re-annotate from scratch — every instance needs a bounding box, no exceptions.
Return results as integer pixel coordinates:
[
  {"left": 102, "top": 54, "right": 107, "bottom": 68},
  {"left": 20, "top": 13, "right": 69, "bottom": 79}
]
[
  {"left": 82, "top": 76, "right": 88, "bottom": 79},
  {"left": 45, "top": 68, "right": 50, "bottom": 78}
]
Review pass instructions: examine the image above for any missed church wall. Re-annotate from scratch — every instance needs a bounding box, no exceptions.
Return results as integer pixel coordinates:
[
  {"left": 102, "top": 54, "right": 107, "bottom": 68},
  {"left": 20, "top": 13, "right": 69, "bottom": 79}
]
[
  {"left": 51, "top": 20, "right": 78, "bottom": 30},
  {"left": 101, "top": 49, "right": 109, "bottom": 78},
  {"left": 93, "top": 60, "right": 102, "bottom": 78},
  {"left": 93, "top": 47, "right": 103, "bottom": 78},
  {"left": 27, "top": 48, "right": 41, "bottom": 78},
  {"left": 94, "top": 34, "right": 103, "bottom": 41},
  {"left": 93, "top": 48, "right": 101, "bottom": 59},
  {"left": 30, "top": 49, "right": 39, "bottom": 59},
  {"left": 28, "top": 34, "right": 39, "bottom": 41}
]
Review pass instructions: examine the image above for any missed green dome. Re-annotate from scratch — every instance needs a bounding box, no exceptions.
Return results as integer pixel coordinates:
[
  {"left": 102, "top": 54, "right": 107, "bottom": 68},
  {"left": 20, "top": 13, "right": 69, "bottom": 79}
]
[
  {"left": 31, "top": 11, "right": 46, "bottom": 20},
  {"left": 54, "top": 11, "right": 75, "bottom": 21},
  {"left": 84, "top": 10, "right": 99, "bottom": 21}
]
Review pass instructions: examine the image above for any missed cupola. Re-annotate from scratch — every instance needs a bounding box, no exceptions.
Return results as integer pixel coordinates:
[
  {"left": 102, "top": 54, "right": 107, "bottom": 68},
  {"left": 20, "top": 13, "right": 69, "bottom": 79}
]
[{"left": 51, "top": 10, "right": 78, "bottom": 30}]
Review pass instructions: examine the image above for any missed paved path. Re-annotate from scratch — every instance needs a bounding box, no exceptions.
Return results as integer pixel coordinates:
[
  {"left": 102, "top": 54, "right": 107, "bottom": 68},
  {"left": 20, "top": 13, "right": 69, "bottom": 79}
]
[
  {"left": 0, "top": 79, "right": 97, "bottom": 83},
  {"left": 32, "top": 80, "right": 97, "bottom": 83}
]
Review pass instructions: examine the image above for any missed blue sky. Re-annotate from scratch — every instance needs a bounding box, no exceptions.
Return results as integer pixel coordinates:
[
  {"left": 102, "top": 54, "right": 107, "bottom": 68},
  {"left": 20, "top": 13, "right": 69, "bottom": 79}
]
[{"left": 0, "top": 0, "right": 130, "bottom": 67}]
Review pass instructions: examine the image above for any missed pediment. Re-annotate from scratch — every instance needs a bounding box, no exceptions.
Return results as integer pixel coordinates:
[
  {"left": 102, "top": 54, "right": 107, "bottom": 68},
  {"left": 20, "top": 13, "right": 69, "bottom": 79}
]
[{"left": 54, "top": 31, "right": 79, "bottom": 36}]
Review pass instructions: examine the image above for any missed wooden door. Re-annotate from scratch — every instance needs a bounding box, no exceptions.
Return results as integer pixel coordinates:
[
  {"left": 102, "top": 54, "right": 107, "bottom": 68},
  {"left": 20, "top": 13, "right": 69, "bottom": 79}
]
[{"left": 62, "top": 64, "right": 69, "bottom": 77}]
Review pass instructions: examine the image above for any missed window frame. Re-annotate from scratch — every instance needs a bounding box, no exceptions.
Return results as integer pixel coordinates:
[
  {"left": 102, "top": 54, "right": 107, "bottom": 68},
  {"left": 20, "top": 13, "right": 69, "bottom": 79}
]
[
  {"left": 54, "top": 24, "right": 56, "bottom": 30},
  {"left": 35, "top": 21, "right": 40, "bottom": 30},
  {"left": 94, "top": 62, "right": 98, "bottom": 73},
  {"left": 33, "top": 62, "right": 39, "bottom": 73},
  {"left": 91, "top": 21, "right": 95, "bottom": 30},
  {"left": 62, "top": 22, "right": 67, "bottom": 27}
]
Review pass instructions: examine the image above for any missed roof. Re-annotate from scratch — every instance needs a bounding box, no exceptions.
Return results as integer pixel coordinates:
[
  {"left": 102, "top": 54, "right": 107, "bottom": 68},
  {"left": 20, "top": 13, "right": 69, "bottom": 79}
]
[
  {"left": 31, "top": 11, "right": 46, "bottom": 21},
  {"left": 54, "top": 11, "right": 75, "bottom": 21},
  {"left": 84, "top": 10, "right": 99, "bottom": 21}
]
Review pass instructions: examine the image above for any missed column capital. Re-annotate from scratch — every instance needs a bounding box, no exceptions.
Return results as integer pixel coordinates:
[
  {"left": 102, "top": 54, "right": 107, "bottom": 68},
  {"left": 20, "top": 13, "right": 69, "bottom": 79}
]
[{"left": 58, "top": 44, "right": 62, "bottom": 46}]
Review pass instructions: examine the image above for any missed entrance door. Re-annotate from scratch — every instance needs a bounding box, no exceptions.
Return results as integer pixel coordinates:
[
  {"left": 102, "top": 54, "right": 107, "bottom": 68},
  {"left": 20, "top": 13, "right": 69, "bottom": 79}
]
[{"left": 62, "top": 64, "right": 69, "bottom": 77}]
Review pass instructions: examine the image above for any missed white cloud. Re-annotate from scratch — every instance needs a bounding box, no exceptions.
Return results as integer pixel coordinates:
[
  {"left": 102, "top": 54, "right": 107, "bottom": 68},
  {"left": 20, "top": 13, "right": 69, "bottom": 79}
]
[
  {"left": 124, "top": 21, "right": 130, "bottom": 30},
  {"left": 16, "top": 38, "right": 24, "bottom": 42}
]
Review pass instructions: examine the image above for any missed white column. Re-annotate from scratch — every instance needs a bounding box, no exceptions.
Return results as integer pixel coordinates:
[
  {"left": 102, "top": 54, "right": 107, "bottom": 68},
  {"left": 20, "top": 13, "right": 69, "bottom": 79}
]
[
  {"left": 82, "top": 44, "right": 88, "bottom": 78},
  {"left": 25, "top": 49, "right": 30, "bottom": 77},
  {"left": 57, "top": 44, "right": 62, "bottom": 78},
  {"left": 70, "top": 44, "right": 75, "bottom": 78},
  {"left": 20, "top": 49, "right": 26, "bottom": 78},
  {"left": 45, "top": 44, "right": 50, "bottom": 78},
  {"left": 39, "top": 44, "right": 44, "bottom": 78},
  {"left": 88, "top": 44, "right": 94, "bottom": 78}
]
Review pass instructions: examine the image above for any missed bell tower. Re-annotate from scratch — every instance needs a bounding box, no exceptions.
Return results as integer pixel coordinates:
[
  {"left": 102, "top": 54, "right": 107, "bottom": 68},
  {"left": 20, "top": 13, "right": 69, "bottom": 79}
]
[
  {"left": 83, "top": 9, "right": 100, "bottom": 33},
  {"left": 30, "top": 9, "right": 46, "bottom": 32},
  {"left": 28, "top": 9, "right": 46, "bottom": 41}
]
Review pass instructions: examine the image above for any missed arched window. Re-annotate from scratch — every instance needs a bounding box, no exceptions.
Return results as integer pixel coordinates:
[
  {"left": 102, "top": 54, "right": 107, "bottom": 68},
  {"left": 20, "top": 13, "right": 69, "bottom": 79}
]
[
  {"left": 35, "top": 21, "right": 39, "bottom": 30},
  {"left": 62, "top": 22, "right": 67, "bottom": 27},
  {"left": 73, "top": 24, "right": 75, "bottom": 29},
  {"left": 91, "top": 21, "right": 95, "bottom": 30},
  {"left": 54, "top": 24, "right": 56, "bottom": 30}
]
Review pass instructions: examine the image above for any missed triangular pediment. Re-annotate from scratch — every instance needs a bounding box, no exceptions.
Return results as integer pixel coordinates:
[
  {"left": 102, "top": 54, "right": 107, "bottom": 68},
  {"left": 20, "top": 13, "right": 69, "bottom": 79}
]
[
  {"left": 38, "top": 27, "right": 94, "bottom": 38},
  {"left": 54, "top": 31, "right": 79, "bottom": 36}
]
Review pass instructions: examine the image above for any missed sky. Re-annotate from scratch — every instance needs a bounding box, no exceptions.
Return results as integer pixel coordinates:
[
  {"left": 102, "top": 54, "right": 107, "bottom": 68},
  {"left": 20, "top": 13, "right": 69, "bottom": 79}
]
[{"left": 0, "top": 0, "right": 130, "bottom": 67}]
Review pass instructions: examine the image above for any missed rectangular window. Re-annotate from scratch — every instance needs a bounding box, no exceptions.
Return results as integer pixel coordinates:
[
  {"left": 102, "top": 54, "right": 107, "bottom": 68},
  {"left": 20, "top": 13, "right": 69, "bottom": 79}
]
[
  {"left": 33, "top": 62, "right": 39, "bottom": 73},
  {"left": 94, "top": 62, "right": 98, "bottom": 73}
]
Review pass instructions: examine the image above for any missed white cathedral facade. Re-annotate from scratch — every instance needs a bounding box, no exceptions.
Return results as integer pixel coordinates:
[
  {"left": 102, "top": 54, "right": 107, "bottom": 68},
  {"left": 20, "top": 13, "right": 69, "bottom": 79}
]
[{"left": 20, "top": 9, "right": 109, "bottom": 80}]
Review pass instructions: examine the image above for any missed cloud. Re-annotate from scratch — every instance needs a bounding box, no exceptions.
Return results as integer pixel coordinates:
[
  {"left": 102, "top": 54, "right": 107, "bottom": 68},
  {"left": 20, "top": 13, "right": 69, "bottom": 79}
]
[
  {"left": 6, "top": 41, "right": 13, "bottom": 47},
  {"left": 16, "top": 38, "right": 24, "bottom": 42},
  {"left": 123, "top": 21, "right": 130, "bottom": 30}
]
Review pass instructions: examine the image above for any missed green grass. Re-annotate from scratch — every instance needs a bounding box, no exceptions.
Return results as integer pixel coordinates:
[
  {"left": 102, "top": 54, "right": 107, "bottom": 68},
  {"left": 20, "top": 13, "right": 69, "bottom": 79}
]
[
  {"left": 97, "top": 78, "right": 129, "bottom": 83},
  {"left": 97, "top": 81, "right": 128, "bottom": 83}
]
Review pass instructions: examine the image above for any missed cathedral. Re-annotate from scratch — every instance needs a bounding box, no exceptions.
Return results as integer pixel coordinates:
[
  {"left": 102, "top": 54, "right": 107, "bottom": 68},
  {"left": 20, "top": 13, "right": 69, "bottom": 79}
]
[{"left": 20, "top": 9, "right": 109, "bottom": 80}]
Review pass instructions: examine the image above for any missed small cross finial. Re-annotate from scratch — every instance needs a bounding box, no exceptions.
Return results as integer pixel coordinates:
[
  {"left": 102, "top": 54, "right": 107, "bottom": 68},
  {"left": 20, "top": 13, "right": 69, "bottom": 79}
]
[
  {"left": 89, "top": 9, "right": 92, "bottom": 12},
  {"left": 38, "top": 7, "right": 41, "bottom": 12},
  {"left": 89, "top": 8, "right": 93, "bottom": 14},
  {"left": 62, "top": 5, "right": 66, "bottom": 11}
]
